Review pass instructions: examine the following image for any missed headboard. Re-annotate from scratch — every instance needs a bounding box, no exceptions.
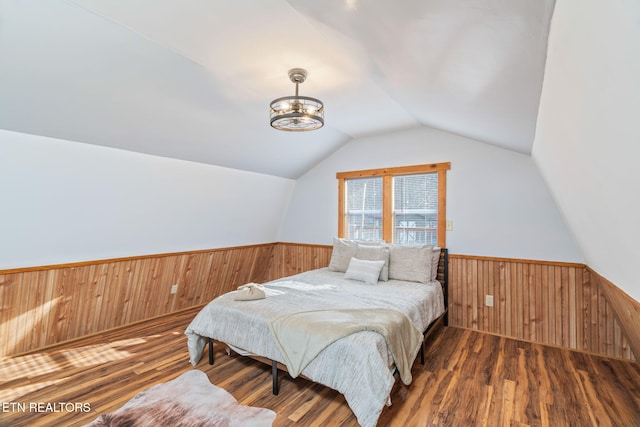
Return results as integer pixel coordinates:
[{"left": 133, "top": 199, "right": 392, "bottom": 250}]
[{"left": 436, "top": 248, "right": 449, "bottom": 326}]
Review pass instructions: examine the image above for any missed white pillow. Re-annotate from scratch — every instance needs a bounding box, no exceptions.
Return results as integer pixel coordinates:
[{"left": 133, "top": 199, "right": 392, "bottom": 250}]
[
  {"left": 328, "top": 237, "right": 358, "bottom": 272},
  {"left": 388, "top": 244, "right": 433, "bottom": 284},
  {"left": 344, "top": 257, "right": 386, "bottom": 285},
  {"left": 355, "top": 244, "right": 390, "bottom": 281}
]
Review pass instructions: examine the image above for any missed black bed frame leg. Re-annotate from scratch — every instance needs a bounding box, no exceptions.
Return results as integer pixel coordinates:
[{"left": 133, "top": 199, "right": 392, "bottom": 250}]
[
  {"left": 272, "top": 360, "right": 279, "bottom": 395},
  {"left": 420, "top": 341, "right": 425, "bottom": 364},
  {"left": 208, "top": 338, "right": 214, "bottom": 365}
]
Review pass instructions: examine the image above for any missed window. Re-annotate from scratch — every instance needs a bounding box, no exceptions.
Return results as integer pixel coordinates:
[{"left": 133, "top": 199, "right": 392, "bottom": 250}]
[
  {"left": 344, "top": 177, "right": 383, "bottom": 241},
  {"left": 337, "top": 163, "right": 450, "bottom": 247}
]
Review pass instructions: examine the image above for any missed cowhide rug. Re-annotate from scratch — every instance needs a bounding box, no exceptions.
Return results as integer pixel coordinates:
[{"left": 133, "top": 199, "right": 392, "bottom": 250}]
[{"left": 85, "top": 370, "right": 276, "bottom": 426}]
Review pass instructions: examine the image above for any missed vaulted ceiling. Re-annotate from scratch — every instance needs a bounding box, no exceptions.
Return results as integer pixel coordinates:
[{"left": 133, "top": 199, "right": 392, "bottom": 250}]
[{"left": 0, "top": 0, "right": 555, "bottom": 178}]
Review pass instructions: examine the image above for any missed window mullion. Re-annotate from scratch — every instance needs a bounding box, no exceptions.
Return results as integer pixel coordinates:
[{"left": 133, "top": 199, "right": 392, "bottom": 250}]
[
  {"left": 382, "top": 175, "right": 393, "bottom": 243},
  {"left": 338, "top": 177, "right": 345, "bottom": 238},
  {"left": 437, "top": 170, "right": 447, "bottom": 247}
]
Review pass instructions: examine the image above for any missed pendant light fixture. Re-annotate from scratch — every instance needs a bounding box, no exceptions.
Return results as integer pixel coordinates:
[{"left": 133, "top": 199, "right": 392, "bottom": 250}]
[{"left": 270, "top": 68, "right": 324, "bottom": 131}]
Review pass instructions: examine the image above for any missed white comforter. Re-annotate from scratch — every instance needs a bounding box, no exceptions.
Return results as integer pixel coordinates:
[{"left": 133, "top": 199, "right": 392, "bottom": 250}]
[{"left": 185, "top": 268, "right": 445, "bottom": 427}]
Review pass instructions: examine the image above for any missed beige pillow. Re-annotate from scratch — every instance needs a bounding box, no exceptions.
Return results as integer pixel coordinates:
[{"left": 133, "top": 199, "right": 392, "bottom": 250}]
[
  {"left": 355, "top": 245, "right": 390, "bottom": 281},
  {"left": 388, "top": 244, "right": 433, "bottom": 283},
  {"left": 328, "top": 237, "right": 358, "bottom": 272},
  {"left": 431, "top": 247, "right": 441, "bottom": 281}
]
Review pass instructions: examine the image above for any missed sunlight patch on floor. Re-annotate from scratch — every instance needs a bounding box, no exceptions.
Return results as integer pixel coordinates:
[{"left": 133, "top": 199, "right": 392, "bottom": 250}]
[
  {"left": 0, "top": 379, "right": 61, "bottom": 401},
  {"left": 0, "top": 337, "right": 152, "bottom": 384}
]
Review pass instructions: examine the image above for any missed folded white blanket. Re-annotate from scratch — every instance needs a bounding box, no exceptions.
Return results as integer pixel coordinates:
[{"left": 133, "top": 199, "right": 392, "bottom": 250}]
[
  {"left": 234, "top": 283, "right": 266, "bottom": 301},
  {"left": 269, "top": 308, "right": 423, "bottom": 385}
]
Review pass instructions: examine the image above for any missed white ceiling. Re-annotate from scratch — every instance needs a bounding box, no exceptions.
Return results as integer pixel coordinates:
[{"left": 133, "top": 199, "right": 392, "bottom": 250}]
[{"left": 0, "top": 0, "right": 555, "bottom": 178}]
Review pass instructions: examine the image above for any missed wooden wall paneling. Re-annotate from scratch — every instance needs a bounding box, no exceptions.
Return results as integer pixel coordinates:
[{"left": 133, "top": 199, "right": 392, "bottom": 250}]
[
  {"left": 533, "top": 264, "right": 542, "bottom": 343},
  {"left": 2, "top": 245, "right": 638, "bottom": 363},
  {"left": 263, "top": 243, "right": 332, "bottom": 282},
  {"left": 91, "top": 263, "right": 108, "bottom": 334},
  {"left": 589, "top": 270, "right": 599, "bottom": 355},
  {"left": 153, "top": 255, "right": 169, "bottom": 311},
  {"left": 13, "top": 273, "right": 27, "bottom": 354},
  {"left": 115, "top": 262, "right": 131, "bottom": 325},
  {"left": 582, "top": 269, "right": 593, "bottom": 353},
  {"left": 567, "top": 267, "right": 576, "bottom": 350},
  {"left": 2, "top": 273, "right": 18, "bottom": 356},
  {"left": 279, "top": 244, "right": 296, "bottom": 278},
  {"left": 541, "top": 264, "right": 549, "bottom": 345},
  {"left": 599, "top": 283, "right": 609, "bottom": 356},
  {"left": 151, "top": 256, "right": 173, "bottom": 317},
  {"left": 561, "top": 266, "right": 570, "bottom": 348},
  {"left": 574, "top": 267, "right": 583, "bottom": 352},
  {"left": 459, "top": 258, "right": 466, "bottom": 329},
  {"left": 473, "top": 259, "right": 480, "bottom": 330},
  {"left": 17, "top": 272, "right": 32, "bottom": 350},
  {"left": 593, "top": 268, "right": 640, "bottom": 359},
  {"left": 198, "top": 252, "right": 221, "bottom": 306},
  {"left": 520, "top": 263, "right": 527, "bottom": 340},
  {"left": 38, "top": 270, "right": 55, "bottom": 350},
  {"left": 201, "top": 251, "right": 229, "bottom": 298},
  {"left": 268, "top": 243, "right": 284, "bottom": 280},
  {"left": 229, "top": 247, "right": 253, "bottom": 285},
  {"left": 248, "top": 244, "right": 276, "bottom": 284},
  {"left": 144, "top": 256, "right": 170, "bottom": 317},
  {"left": 71, "top": 267, "right": 87, "bottom": 338},
  {"left": 448, "top": 255, "right": 637, "bottom": 362},
  {"left": 73, "top": 266, "right": 88, "bottom": 338},
  {"left": 181, "top": 252, "right": 210, "bottom": 307},
  {"left": 163, "top": 254, "right": 187, "bottom": 313},
  {"left": 552, "top": 266, "right": 560, "bottom": 347},
  {"left": 206, "top": 250, "right": 227, "bottom": 298},
  {"left": 482, "top": 260, "right": 489, "bottom": 332},
  {"left": 504, "top": 261, "right": 512, "bottom": 338},
  {"left": 450, "top": 257, "right": 459, "bottom": 329},
  {"left": 497, "top": 260, "right": 506, "bottom": 337},
  {"left": 524, "top": 263, "right": 532, "bottom": 341},
  {"left": 0, "top": 244, "right": 278, "bottom": 358},
  {"left": 464, "top": 259, "right": 471, "bottom": 330},
  {"left": 554, "top": 266, "right": 563, "bottom": 349},
  {"left": 103, "top": 263, "right": 119, "bottom": 328},
  {"left": 515, "top": 263, "right": 523, "bottom": 341},
  {"left": 521, "top": 263, "right": 528, "bottom": 341},
  {"left": 23, "top": 271, "right": 39, "bottom": 351},
  {"left": 53, "top": 268, "right": 71, "bottom": 348}
]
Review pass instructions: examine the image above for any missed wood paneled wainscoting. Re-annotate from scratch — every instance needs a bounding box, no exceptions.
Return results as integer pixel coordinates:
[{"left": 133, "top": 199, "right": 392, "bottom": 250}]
[
  {"left": 448, "top": 254, "right": 638, "bottom": 362},
  {"left": 3, "top": 243, "right": 638, "bottom": 363},
  {"left": 0, "top": 243, "right": 332, "bottom": 358}
]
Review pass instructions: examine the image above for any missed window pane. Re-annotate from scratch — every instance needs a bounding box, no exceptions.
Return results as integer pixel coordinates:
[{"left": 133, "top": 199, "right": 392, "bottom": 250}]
[
  {"left": 345, "top": 177, "right": 383, "bottom": 241},
  {"left": 393, "top": 173, "right": 438, "bottom": 245}
]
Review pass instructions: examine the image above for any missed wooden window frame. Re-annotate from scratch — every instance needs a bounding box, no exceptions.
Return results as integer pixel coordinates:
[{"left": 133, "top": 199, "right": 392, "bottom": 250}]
[{"left": 337, "top": 162, "right": 451, "bottom": 247}]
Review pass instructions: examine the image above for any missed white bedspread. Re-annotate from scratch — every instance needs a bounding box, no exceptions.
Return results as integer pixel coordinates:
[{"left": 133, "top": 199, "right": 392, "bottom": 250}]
[{"left": 185, "top": 267, "right": 444, "bottom": 427}]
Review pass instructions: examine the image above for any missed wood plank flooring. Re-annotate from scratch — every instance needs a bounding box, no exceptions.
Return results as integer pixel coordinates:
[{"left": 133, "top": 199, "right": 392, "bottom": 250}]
[{"left": 1, "top": 307, "right": 640, "bottom": 427}]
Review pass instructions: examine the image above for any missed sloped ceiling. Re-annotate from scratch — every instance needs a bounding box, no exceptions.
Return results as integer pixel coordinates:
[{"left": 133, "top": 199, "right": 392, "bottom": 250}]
[{"left": 0, "top": 0, "right": 555, "bottom": 178}]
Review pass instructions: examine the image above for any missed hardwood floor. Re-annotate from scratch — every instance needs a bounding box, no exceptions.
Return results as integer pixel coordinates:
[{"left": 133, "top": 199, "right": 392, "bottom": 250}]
[{"left": 1, "top": 307, "right": 640, "bottom": 427}]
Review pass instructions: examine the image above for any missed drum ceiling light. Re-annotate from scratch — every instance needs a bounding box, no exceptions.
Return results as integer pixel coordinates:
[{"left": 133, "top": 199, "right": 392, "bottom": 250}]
[{"left": 270, "top": 68, "right": 324, "bottom": 131}]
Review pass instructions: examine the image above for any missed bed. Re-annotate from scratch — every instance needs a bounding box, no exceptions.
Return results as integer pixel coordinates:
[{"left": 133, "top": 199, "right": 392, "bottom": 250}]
[{"left": 185, "top": 240, "right": 448, "bottom": 427}]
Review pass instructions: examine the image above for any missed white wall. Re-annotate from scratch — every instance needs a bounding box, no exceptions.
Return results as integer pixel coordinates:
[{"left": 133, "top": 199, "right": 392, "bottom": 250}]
[
  {"left": 0, "top": 130, "right": 295, "bottom": 269},
  {"left": 532, "top": 0, "right": 640, "bottom": 301},
  {"left": 279, "top": 126, "right": 583, "bottom": 263}
]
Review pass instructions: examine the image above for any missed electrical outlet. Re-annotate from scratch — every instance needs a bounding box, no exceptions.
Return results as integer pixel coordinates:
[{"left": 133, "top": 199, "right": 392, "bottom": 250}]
[
  {"left": 170, "top": 284, "right": 178, "bottom": 295},
  {"left": 485, "top": 295, "right": 494, "bottom": 307},
  {"left": 446, "top": 220, "right": 453, "bottom": 231}
]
